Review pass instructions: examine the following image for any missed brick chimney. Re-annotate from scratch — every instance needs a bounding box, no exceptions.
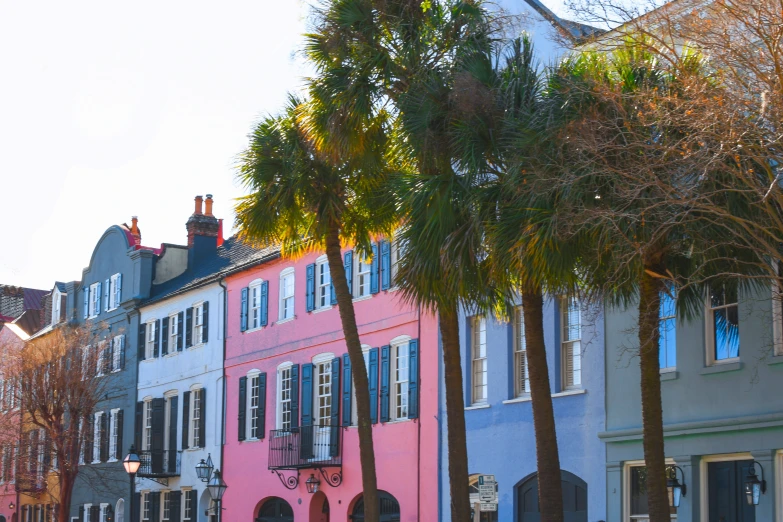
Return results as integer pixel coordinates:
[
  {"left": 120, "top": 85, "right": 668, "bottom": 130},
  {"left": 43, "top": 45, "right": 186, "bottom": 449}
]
[
  {"left": 130, "top": 216, "right": 141, "bottom": 246},
  {"left": 186, "top": 194, "right": 219, "bottom": 264}
]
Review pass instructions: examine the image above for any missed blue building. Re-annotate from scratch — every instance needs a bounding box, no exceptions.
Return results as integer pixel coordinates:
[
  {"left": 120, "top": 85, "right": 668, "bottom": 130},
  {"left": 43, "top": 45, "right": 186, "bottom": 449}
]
[{"left": 439, "top": 296, "right": 606, "bottom": 522}]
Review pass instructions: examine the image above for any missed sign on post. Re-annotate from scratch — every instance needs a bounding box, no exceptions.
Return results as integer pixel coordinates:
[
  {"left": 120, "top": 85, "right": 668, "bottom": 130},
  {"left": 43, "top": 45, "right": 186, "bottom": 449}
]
[
  {"left": 480, "top": 503, "right": 498, "bottom": 512},
  {"left": 477, "top": 474, "right": 498, "bottom": 503}
]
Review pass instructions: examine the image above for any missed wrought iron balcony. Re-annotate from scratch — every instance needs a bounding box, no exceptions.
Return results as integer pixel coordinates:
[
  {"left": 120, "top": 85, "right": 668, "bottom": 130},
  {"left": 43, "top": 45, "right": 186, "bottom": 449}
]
[
  {"left": 268, "top": 424, "right": 342, "bottom": 470},
  {"left": 137, "top": 450, "right": 181, "bottom": 477}
]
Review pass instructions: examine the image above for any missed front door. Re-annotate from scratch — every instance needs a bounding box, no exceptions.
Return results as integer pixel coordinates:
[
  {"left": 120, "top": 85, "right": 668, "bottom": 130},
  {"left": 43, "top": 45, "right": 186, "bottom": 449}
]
[
  {"left": 517, "top": 471, "right": 587, "bottom": 522},
  {"left": 256, "top": 497, "right": 294, "bottom": 522},
  {"left": 708, "top": 460, "right": 756, "bottom": 522}
]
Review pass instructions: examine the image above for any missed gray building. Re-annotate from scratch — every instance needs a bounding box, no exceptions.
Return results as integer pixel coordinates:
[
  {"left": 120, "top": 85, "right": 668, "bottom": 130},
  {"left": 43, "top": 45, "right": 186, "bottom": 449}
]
[{"left": 602, "top": 285, "right": 783, "bottom": 522}]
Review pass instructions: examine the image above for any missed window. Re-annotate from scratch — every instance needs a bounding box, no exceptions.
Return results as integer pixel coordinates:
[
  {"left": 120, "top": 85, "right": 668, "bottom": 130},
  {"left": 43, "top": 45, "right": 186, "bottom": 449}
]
[
  {"left": 52, "top": 288, "right": 61, "bottom": 326},
  {"left": 351, "top": 348, "right": 371, "bottom": 425},
  {"left": 143, "top": 400, "right": 152, "bottom": 451},
  {"left": 96, "top": 341, "right": 107, "bottom": 376},
  {"left": 279, "top": 269, "right": 295, "bottom": 321},
  {"left": 109, "top": 409, "right": 120, "bottom": 461},
  {"left": 193, "top": 304, "right": 204, "bottom": 344},
  {"left": 36, "top": 428, "right": 44, "bottom": 477},
  {"left": 78, "top": 418, "right": 85, "bottom": 464},
  {"left": 109, "top": 274, "right": 121, "bottom": 310},
  {"left": 183, "top": 490, "right": 193, "bottom": 521},
  {"left": 392, "top": 340, "right": 410, "bottom": 420},
  {"left": 92, "top": 412, "right": 103, "bottom": 463},
  {"left": 81, "top": 346, "right": 90, "bottom": 380},
  {"left": 162, "top": 491, "right": 170, "bottom": 521},
  {"left": 112, "top": 335, "right": 124, "bottom": 372},
  {"left": 316, "top": 258, "right": 331, "bottom": 309},
  {"left": 627, "top": 464, "right": 677, "bottom": 521},
  {"left": 354, "top": 256, "right": 372, "bottom": 298},
  {"left": 190, "top": 389, "right": 202, "bottom": 448},
  {"left": 514, "top": 307, "right": 529, "bottom": 397},
  {"left": 88, "top": 283, "right": 100, "bottom": 318},
  {"left": 249, "top": 282, "right": 262, "bottom": 329},
  {"left": 168, "top": 315, "right": 178, "bottom": 351},
  {"left": 115, "top": 499, "right": 124, "bottom": 522},
  {"left": 659, "top": 289, "right": 677, "bottom": 370},
  {"left": 84, "top": 504, "right": 92, "bottom": 522},
  {"left": 99, "top": 504, "right": 108, "bottom": 522},
  {"left": 248, "top": 374, "right": 260, "bottom": 439},
  {"left": 315, "top": 359, "right": 332, "bottom": 425},
  {"left": 277, "top": 365, "right": 292, "bottom": 430},
  {"left": 142, "top": 493, "right": 150, "bottom": 521},
  {"left": 709, "top": 284, "right": 739, "bottom": 362},
  {"left": 561, "top": 296, "right": 582, "bottom": 390},
  {"left": 471, "top": 316, "right": 487, "bottom": 404},
  {"left": 145, "top": 321, "right": 156, "bottom": 360}
]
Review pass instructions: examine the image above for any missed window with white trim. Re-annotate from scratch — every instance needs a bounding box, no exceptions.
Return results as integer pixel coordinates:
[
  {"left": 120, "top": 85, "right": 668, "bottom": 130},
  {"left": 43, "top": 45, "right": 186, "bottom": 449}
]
[
  {"left": 109, "top": 274, "right": 121, "bottom": 310},
  {"left": 145, "top": 321, "right": 156, "bottom": 360},
  {"left": 659, "top": 288, "right": 677, "bottom": 370},
  {"left": 112, "top": 335, "right": 124, "bottom": 372},
  {"left": 514, "top": 306, "right": 529, "bottom": 397},
  {"left": 116, "top": 499, "right": 125, "bottom": 522},
  {"left": 142, "top": 493, "right": 150, "bottom": 521},
  {"left": 471, "top": 316, "right": 487, "bottom": 404},
  {"left": 277, "top": 365, "right": 292, "bottom": 430},
  {"left": 390, "top": 239, "right": 401, "bottom": 287},
  {"left": 354, "top": 255, "right": 372, "bottom": 298},
  {"left": 182, "top": 490, "right": 193, "bottom": 521},
  {"left": 162, "top": 491, "right": 170, "bottom": 521},
  {"left": 78, "top": 418, "right": 85, "bottom": 464},
  {"left": 36, "top": 428, "right": 44, "bottom": 478},
  {"left": 248, "top": 373, "right": 260, "bottom": 439},
  {"left": 193, "top": 303, "right": 204, "bottom": 344},
  {"left": 351, "top": 348, "right": 371, "bottom": 426},
  {"left": 88, "top": 283, "right": 100, "bottom": 318},
  {"left": 315, "top": 359, "right": 332, "bottom": 425},
  {"left": 561, "top": 296, "right": 582, "bottom": 390},
  {"left": 84, "top": 504, "right": 93, "bottom": 522},
  {"left": 109, "top": 409, "right": 120, "bottom": 461},
  {"left": 96, "top": 341, "right": 107, "bottom": 376},
  {"left": 81, "top": 346, "right": 90, "bottom": 380},
  {"left": 316, "top": 258, "right": 331, "bottom": 309},
  {"left": 392, "top": 338, "right": 410, "bottom": 420},
  {"left": 52, "top": 288, "right": 61, "bottom": 326},
  {"left": 249, "top": 281, "right": 262, "bottom": 329},
  {"left": 142, "top": 399, "right": 152, "bottom": 451},
  {"left": 279, "top": 269, "right": 295, "bottom": 320},
  {"left": 92, "top": 412, "right": 103, "bottom": 463},
  {"left": 99, "top": 503, "right": 109, "bottom": 522},
  {"left": 168, "top": 315, "right": 178, "bottom": 351},
  {"left": 627, "top": 464, "right": 677, "bottom": 521},
  {"left": 708, "top": 284, "right": 739, "bottom": 362},
  {"left": 190, "top": 388, "right": 202, "bottom": 448}
]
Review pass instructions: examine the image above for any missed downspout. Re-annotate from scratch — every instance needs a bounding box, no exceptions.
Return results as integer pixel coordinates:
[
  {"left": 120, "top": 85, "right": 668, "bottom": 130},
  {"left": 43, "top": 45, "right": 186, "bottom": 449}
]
[
  {"left": 218, "top": 278, "right": 228, "bottom": 472},
  {"left": 417, "top": 305, "right": 422, "bottom": 522}
]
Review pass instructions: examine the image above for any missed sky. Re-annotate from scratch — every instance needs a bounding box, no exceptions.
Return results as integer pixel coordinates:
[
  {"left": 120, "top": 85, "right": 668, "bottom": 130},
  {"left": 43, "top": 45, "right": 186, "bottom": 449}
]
[{"left": 0, "top": 0, "right": 569, "bottom": 290}]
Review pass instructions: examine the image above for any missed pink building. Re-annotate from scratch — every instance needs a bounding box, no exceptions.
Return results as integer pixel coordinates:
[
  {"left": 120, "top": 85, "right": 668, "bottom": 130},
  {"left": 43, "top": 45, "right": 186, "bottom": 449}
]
[{"left": 222, "top": 244, "right": 439, "bottom": 522}]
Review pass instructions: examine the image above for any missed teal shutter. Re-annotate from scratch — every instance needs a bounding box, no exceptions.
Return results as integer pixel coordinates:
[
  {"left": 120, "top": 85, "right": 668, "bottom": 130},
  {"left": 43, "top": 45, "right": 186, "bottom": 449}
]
[
  {"left": 115, "top": 273, "right": 122, "bottom": 307},
  {"left": 342, "top": 353, "right": 352, "bottom": 427},
  {"left": 300, "top": 363, "right": 314, "bottom": 459},
  {"left": 240, "top": 287, "right": 249, "bottom": 331},
  {"left": 380, "top": 345, "right": 390, "bottom": 422},
  {"left": 258, "top": 373, "right": 267, "bottom": 439},
  {"left": 370, "top": 242, "right": 379, "bottom": 294},
  {"left": 330, "top": 358, "right": 341, "bottom": 457},
  {"left": 260, "top": 281, "right": 269, "bottom": 327},
  {"left": 369, "top": 347, "right": 379, "bottom": 424},
  {"left": 344, "top": 251, "right": 353, "bottom": 296},
  {"left": 201, "top": 302, "right": 209, "bottom": 343},
  {"left": 306, "top": 264, "right": 315, "bottom": 312},
  {"left": 290, "top": 364, "right": 300, "bottom": 429},
  {"left": 95, "top": 281, "right": 101, "bottom": 315},
  {"left": 238, "top": 377, "right": 247, "bottom": 441},
  {"left": 103, "top": 279, "right": 110, "bottom": 311},
  {"left": 381, "top": 239, "right": 391, "bottom": 290},
  {"left": 83, "top": 287, "right": 89, "bottom": 318},
  {"left": 408, "top": 339, "right": 419, "bottom": 419}
]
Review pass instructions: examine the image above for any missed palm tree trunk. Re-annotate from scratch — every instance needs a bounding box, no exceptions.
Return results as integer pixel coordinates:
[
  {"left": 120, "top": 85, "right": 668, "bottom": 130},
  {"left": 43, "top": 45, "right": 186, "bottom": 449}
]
[
  {"left": 522, "top": 287, "right": 563, "bottom": 522},
  {"left": 638, "top": 265, "right": 670, "bottom": 522},
  {"left": 440, "top": 304, "right": 471, "bottom": 522},
  {"left": 325, "top": 226, "right": 380, "bottom": 522}
]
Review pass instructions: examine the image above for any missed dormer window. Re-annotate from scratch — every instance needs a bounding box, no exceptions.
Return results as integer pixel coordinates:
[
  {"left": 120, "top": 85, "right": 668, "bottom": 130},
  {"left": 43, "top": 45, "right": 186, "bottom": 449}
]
[{"left": 51, "top": 288, "right": 61, "bottom": 326}]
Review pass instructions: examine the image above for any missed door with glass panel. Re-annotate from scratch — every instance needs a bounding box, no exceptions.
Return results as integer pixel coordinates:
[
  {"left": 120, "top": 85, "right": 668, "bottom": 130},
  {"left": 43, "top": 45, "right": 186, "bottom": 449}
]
[
  {"left": 708, "top": 460, "right": 755, "bottom": 522},
  {"left": 313, "top": 360, "right": 332, "bottom": 461}
]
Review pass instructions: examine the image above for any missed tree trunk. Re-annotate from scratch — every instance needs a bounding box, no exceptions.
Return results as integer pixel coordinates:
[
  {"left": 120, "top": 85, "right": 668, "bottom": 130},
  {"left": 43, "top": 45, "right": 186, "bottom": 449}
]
[
  {"left": 440, "top": 305, "right": 471, "bottom": 522},
  {"left": 638, "top": 265, "right": 670, "bottom": 522},
  {"left": 325, "top": 226, "right": 380, "bottom": 522},
  {"left": 522, "top": 288, "right": 564, "bottom": 522},
  {"left": 58, "top": 468, "right": 75, "bottom": 522}
]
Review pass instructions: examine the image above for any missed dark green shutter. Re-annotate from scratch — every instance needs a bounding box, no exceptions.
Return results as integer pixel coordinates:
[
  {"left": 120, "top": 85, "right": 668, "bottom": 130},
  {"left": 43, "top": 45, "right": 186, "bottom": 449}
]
[
  {"left": 134, "top": 402, "right": 143, "bottom": 450},
  {"left": 201, "top": 302, "right": 209, "bottom": 343},
  {"left": 151, "top": 398, "right": 165, "bottom": 473},
  {"left": 369, "top": 348, "right": 379, "bottom": 424},
  {"left": 120, "top": 334, "right": 126, "bottom": 369},
  {"left": 290, "top": 365, "right": 299, "bottom": 429},
  {"left": 104, "top": 279, "right": 110, "bottom": 312},
  {"left": 138, "top": 323, "right": 146, "bottom": 361},
  {"left": 78, "top": 505, "right": 84, "bottom": 522},
  {"left": 116, "top": 409, "right": 124, "bottom": 462},
  {"left": 260, "top": 282, "right": 268, "bottom": 327},
  {"left": 198, "top": 388, "right": 206, "bottom": 448},
  {"left": 181, "top": 392, "right": 190, "bottom": 450},
  {"left": 150, "top": 492, "right": 160, "bottom": 522},
  {"left": 258, "top": 373, "right": 267, "bottom": 439},
  {"left": 380, "top": 345, "right": 391, "bottom": 422},
  {"left": 344, "top": 251, "right": 353, "bottom": 296},
  {"left": 185, "top": 308, "right": 193, "bottom": 348},
  {"left": 168, "top": 397, "right": 178, "bottom": 472},
  {"left": 153, "top": 319, "right": 160, "bottom": 358},
  {"left": 306, "top": 264, "right": 315, "bottom": 312},
  {"left": 177, "top": 312, "right": 184, "bottom": 351},
  {"left": 300, "top": 363, "right": 314, "bottom": 459},
  {"left": 370, "top": 242, "right": 380, "bottom": 294},
  {"left": 90, "top": 506, "right": 100, "bottom": 522},
  {"left": 240, "top": 288, "right": 249, "bottom": 332},
  {"left": 237, "top": 377, "right": 247, "bottom": 441},
  {"left": 169, "top": 491, "right": 181, "bottom": 522},
  {"left": 161, "top": 317, "right": 169, "bottom": 356},
  {"left": 84, "top": 415, "right": 94, "bottom": 462},
  {"left": 100, "top": 412, "right": 109, "bottom": 462},
  {"left": 380, "top": 239, "right": 391, "bottom": 290},
  {"left": 342, "top": 353, "right": 352, "bottom": 427},
  {"left": 330, "top": 358, "right": 340, "bottom": 457},
  {"left": 408, "top": 339, "right": 419, "bottom": 419},
  {"left": 189, "top": 490, "right": 198, "bottom": 521}
]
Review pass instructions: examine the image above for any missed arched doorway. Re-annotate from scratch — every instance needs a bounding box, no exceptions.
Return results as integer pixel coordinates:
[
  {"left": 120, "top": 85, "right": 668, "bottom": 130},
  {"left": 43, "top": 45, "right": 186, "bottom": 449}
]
[
  {"left": 256, "top": 497, "right": 294, "bottom": 522},
  {"left": 516, "top": 470, "right": 587, "bottom": 522},
  {"left": 0, "top": 514, "right": 7, "bottom": 522},
  {"left": 351, "top": 491, "right": 400, "bottom": 522}
]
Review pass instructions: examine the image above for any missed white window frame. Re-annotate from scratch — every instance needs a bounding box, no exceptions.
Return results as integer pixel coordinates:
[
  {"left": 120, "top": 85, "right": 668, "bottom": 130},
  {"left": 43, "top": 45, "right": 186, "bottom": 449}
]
[
  {"left": 276, "top": 363, "right": 293, "bottom": 431},
  {"left": 705, "top": 285, "right": 740, "bottom": 365},
  {"left": 391, "top": 336, "right": 411, "bottom": 421},
  {"left": 141, "top": 492, "right": 150, "bottom": 522},
  {"left": 561, "top": 296, "right": 582, "bottom": 390},
  {"left": 52, "top": 288, "right": 61, "bottom": 326},
  {"left": 353, "top": 254, "right": 372, "bottom": 299},
  {"left": 92, "top": 412, "right": 103, "bottom": 463},
  {"left": 99, "top": 503, "right": 109, "bottom": 522},
  {"left": 351, "top": 346, "right": 372, "bottom": 426},
  {"left": 109, "top": 408, "right": 120, "bottom": 462},
  {"left": 313, "top": 353, "right": 335, "bottom": 426},
  {"left": 96, "top": 340, "right": 107, "bottom": 377},
  {"left": 279, "top": 268, "right": 295, "bottom": 321},
  {"left": 163, "top": 390, "right": 177, "bottom": 452},
  {"left": 624, "top": 458, "right": 678, "bottom": 522},
  {"left": 514, "top": 306, "right": 530, "bottom": 397},
  {"left": 145, "top": 321, "right": 156, "bottom": 360},
  {"left": 36, "top": 428, "right": 45, "bottom": 478},
  {"left": 471, "top": 316, "right": 488, "bottom": 405},
  {"left": 659, "top": 289, "right": 677, "bottom": 370},
  {"left": 142, "top": 398, "right": 153, "bottom": 451},
  {"left": 168, "top": 314, "right": 179, "bottom": 353},
  {"left": 247, "top": 371, "right": 261, "bottom": 440},
  {"left": 193, "top": 302, "right": 205, "bottom": 345},
  {"left": 84, "top": 504, "right": 93, "bottom": 522},
  {"left": 190, "top": 387, "right": 203, "bottom": 448},
  {"left": 161, "top": 491, "right": 170, "bottom": 521},
  {"left": 112, "top": 335, "right": 124, "bottom": 372},
  {"left": 115, "top": 499, "right": 125, "bottom": 522},
  {"left": 248, "top": 280, "right": 263, "bottom": 330},
  {"left": 109, "top": 274, "right": 121, "bottom": 310},
  {"left": 88, "top": 283, "right": 100, "bottom": 318},
  {"left": 182, "top": 489, "right": 193, "bottom": 521},
  {"left": 78, "top": 418, "right": 85, "bottom": 464},
  {"left": 316, "top": 256, "right": 331, "bottom": 310}
]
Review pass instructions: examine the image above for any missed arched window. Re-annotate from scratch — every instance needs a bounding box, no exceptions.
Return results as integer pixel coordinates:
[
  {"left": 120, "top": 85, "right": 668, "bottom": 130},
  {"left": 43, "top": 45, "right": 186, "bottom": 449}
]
[
  {"left": 256, "top": 497, "right": 293, "bottom": 522},
  {"left": 352, "top": 491, "right": 400, "bottom": 522},
  {"left": 115, "top": 499, "right": 124, "bottom": 522}
]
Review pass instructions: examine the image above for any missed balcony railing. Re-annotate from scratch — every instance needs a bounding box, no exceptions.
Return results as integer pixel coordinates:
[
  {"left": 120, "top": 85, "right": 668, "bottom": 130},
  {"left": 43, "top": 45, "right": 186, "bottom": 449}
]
[
  {"left": 268, "top": 424, "right": 342, "bottom": 470},
  {"left": 138, "top": 450, "right": 181, "bottom": 477}
]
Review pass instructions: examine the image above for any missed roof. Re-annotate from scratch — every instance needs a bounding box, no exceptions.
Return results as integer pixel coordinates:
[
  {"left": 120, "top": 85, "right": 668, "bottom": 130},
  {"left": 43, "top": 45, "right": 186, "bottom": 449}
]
[
  {"left": 142, "top": 236, "right": 280, "bottom": 306},
  {"left": 54, "top": 282, "right": 67, "bottom": 293},
  {"left": 0, "top": 285, "right": 48, "bottom": 319},
  {"left": 3, "top": 322, "right": 30, "bottom": 341},
  {"left": 522, "top": 0, "right": 605, "bottom": 43}
]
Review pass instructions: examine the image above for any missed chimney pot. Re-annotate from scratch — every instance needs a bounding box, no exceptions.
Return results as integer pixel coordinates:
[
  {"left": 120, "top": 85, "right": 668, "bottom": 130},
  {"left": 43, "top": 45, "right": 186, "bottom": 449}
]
[
  {"left": 194, "top": 195, "right": 204, "bottom": 215},
  {"left": 130, "top": 216, "right": 141, "bottom": 246},
  {"left": 205, "top": 194, "right": 214, "bottom": 216}
]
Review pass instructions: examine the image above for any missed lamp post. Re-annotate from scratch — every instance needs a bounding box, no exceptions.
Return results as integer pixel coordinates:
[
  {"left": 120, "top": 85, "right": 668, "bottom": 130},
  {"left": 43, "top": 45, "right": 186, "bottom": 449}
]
[
  {"left": 207, "top": 470, "right": 227, "bottom": 522},
  {"left": 123, "top": 446, "right": 141, "bottom": 522}
]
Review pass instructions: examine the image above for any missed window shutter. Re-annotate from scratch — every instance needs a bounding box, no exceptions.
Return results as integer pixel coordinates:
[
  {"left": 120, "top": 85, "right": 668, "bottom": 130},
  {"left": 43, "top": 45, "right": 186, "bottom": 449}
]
[
  {"left": 306, "top": 264, "right": 315, "bottom": 312},
  {"left": 115, "top": 273, "right": 122, "bottom": 307},
  {"left": 342, "top": 353, "right": 352, "bottom": 427},
  {"left": 95, "top": 282, "right": 102, "bottom": 316},
  {"left": 344, "top": 251, "right": 353, "bottom": 296},
  {"left": 169, "top": 491, "right": 181, "bottom": 522},
  {"left": 408, "top": 339, "right": 420, "bottom": 419},
  {"left": 103, "top": 279, "right": 110, "bottom": 312},
  {"left": 177, "top": 312, "right": 184, "bottom": 351},
  {"left": 240, "top": 287, "right": 249, "bottom": 332},
  {"left": 565, "top": 345, "right": 574, "bottom": 388},
  {"left": 258, "top": 372, "right": 267, "bottom": 439},
  {"left": 380, "top": 345, "right": 391, "bottom": 422},
  {"left": 369, "top": 347, "right": 379, "bottom": 424},
  {"left": 290, "top": 365, "right": 299, "bottom": 430},
  {"left": 185, "top": 308, "right": 193, "bottom": 348},
  {"left": 330, "top": 279, "right": 337, "bottom": 305},
  {"left": 260, "top": 282, "right": 268, "bottom": 327},
  {"left": 167, "top": 397, "right": 177, "bottom": 473},
  {"left": 201, "top": 302, "right": 209, "bottom": 343},
  {"left": 330, "top": 357, "right": 340, "bottom": 457},
  {"left": 151, "top": 398, "right": 165, "bottom": 473},
  {"left": 116, "top": 409, "right": 124, "bottom": 461},
  {"left": 300, "top": 363, "right": 313, "bottom": 427},
  {"left": 119, "top": 335, "right": 126, "bottom": 369},
  {"left": 43, "top": 434, "right": 51, "bottom": 472},
  {"left": 78, "top": 506, "right": 84, "bottom": 522},
  {"left": 188, "top": 489, "right": 198, "bottom": 521},
  {"left": 161, "top": 318, "right": 169, "bottom": 356},
  {"left": 100, "top": 412, "right": 109, "bottom": 462},
  {"left": 381, "top": 239, "right": 391, "bottom": 290},
  {"left": 370, "top": 242, "right": 380, "bottom": 294},
  {"left": 134, "top": 402, "right": 143, "bottom": 451},
  {"left": 181, "top": 392, "right": 190, "bottom": 450},
  {"left": 150, "top": 492, "right": 160, "bottom": 522},
  {"left": 138, "top": 323, "right": 146, "bottom": 361},
  {"left": 85, "top": 415, "right": 94, "bottom": 463},
  {"left": 91, "top": 506, "right": 100, "bottom": 522},
  {"left": 152, "top": 320, "right": 160, "bottom": 358},
  {"left": 198, "top": 388, "right": 206, "bottom": 448},
  {"left": 83, "top": 287, "right": 89, "bottom": 319},
  {"left": 237, "top": 377, "right": 247, "bottom": 441}
]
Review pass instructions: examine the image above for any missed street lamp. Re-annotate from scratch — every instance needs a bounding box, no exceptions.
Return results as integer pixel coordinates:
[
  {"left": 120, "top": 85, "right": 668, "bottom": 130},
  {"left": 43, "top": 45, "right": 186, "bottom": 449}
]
[
  {"left": 744, "top": 461, "right": 767, "bottom": 506},
  {"left": 196, "top": 453, "right": 214, "bottom": 482},
  {"left": 207, "top": 469, "right": 228, "bottom": 522},
  {"left": 123, "top": 446, "right": 141, "bottom": 522},
  {"left": 305, "top": 474, "right": 321, "bottom": 494},
  {"left": 666, "top": 466, "right": 687, "bottom": 508}
]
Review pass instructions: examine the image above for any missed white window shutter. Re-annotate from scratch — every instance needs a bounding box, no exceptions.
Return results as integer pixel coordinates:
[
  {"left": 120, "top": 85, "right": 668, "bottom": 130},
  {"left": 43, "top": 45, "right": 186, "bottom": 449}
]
[
  {"left": 115, "top": 273, "right": 122, "bottom": 308},
  {"left": 94, "top": 282, "right": 101, "bottom": 316},
  {"left": 104, "top": 279, "right": 110, "bottom": 311}
]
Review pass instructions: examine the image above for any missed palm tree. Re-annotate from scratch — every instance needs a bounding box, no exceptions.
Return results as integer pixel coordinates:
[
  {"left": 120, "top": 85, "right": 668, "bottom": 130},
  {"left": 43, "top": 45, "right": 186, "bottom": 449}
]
[{"left": 235, "top": 96, "right": 402, "bottom": 522}]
